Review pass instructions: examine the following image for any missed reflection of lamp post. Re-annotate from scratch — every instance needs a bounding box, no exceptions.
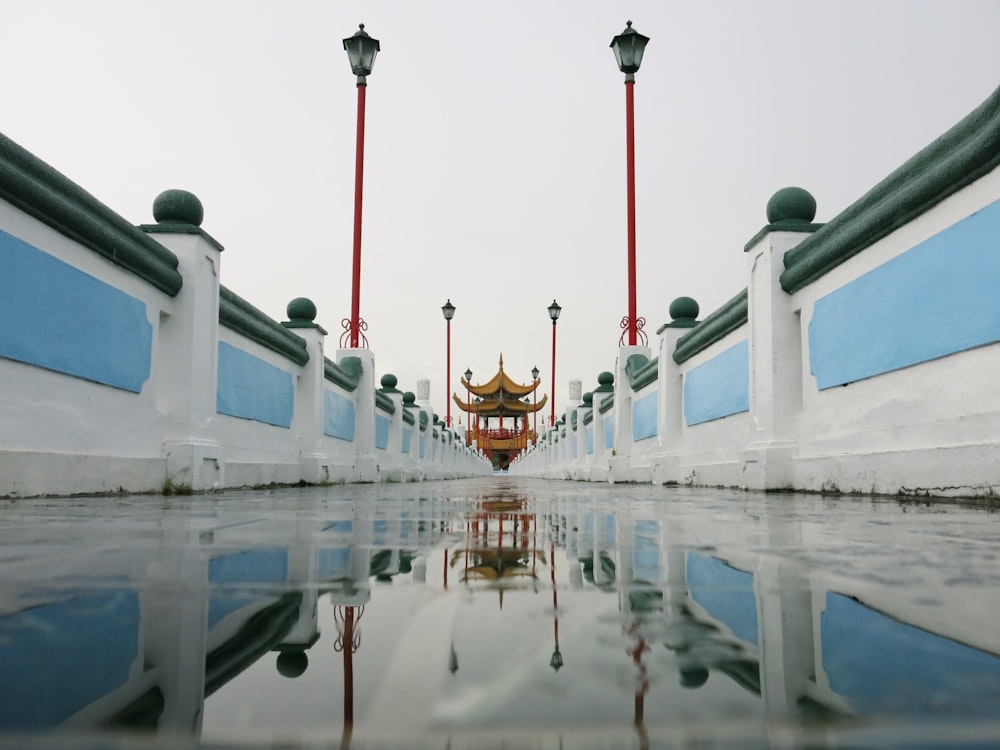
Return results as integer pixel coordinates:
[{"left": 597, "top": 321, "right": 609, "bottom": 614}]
[
  {"left": 550, "top": 542, "right": 563, "bottom": 671},
  {"left": 464, "top": 368, "right": 473, "bottom": 445},
  {"left": 342, "top": 24, "right": 380, "bottom": 348},
  {"left": 547, "top": 300, "right": 561, "bottom": 427},
  {"left": 610, "top": 21, "right": 650, "bottom": 347},
  {"left": 334, "top": 605, "right": 365, "bottom": 745},
  {"left": 442, "top": 300, "right": 455, "bottom": 426},
  {"left": 531, "top": 366, "right": 539, "bottom": 444}
]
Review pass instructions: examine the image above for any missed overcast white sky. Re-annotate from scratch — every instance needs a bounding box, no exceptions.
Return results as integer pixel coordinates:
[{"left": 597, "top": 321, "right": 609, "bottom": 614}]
[{"left": 4, "top": 1, "right": 1000, "bottom": 425}]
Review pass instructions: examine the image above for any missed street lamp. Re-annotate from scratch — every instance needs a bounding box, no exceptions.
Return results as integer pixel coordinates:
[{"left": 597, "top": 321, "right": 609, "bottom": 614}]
[
  {"left": 548, "top": 300, "right": 561, "bottom": 427},
  {"left": 531, "top": 366, "right": 539, "bottom": 443},
  {"left": 342, "top": 23, "right": 380, "bottom": 348},
  {"left": 442, "top": 299, "right": 456, "bottom": 426},
  {"left": 464, "top": 368, "right": 473, "bottom": 444},
  {"left": 610, "top": 20, "right": 650, "bottom": 347}
]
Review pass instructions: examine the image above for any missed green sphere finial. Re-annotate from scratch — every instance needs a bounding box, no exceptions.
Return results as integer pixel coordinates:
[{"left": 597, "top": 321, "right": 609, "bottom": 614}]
[
  {"left": 598, "top": 371, "right": 614, "bottom": 386},
  {"left": 766, "top": 187, "right": 816, "bottom": 225},
  {"left": 380, "top": 373, "right": 398, "bottom": 389},
  {"left": 403, "top": 391, "right": 416, "bottom": 406},
  {"left": 152, "top": 189, "right": 204, "bottom": 226},
  {"left": 669, "top": 296, "right": 699, "bottom": 322},
  {"left": 286, "top": 297, "right": 317, "bottom": 322}
]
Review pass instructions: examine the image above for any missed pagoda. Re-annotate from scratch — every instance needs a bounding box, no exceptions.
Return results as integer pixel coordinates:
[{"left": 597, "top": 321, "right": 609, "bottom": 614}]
[{"left": 454, "top": 355, "right": 547, "bottom": 470}]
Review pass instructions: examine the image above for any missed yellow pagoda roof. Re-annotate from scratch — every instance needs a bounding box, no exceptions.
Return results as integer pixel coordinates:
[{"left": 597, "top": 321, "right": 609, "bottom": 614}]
[
  {"left": 463, "top": 354, "right": 540, "bottom": 398},
  {"left": 453, "top": 392, "right": 547, "bottom": 416}
]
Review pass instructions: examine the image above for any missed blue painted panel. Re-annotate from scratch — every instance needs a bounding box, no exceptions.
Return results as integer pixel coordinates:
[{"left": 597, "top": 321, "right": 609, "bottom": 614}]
[
  {"left": 375, "top": 415, "right": 390, "bottom": 450},
  {"left": 217, "top": 342, "right": 294, "bottom": 427},
  {"left": 571, "top": 433, "right": 577, "bottom": 458},
  {"left": 683, "top": 340, "right": 749, "bottom": 426},
  {"left": 0, "top": 229, "right": 152, "bottom": 392},
  {"left": 632, "top": 391, "right": 658, "bottom": 441},
  {"left": 208, "top": 549, "right": 288, "bottom": 627},
  {"left": 686, "top": 552, "right": 758, "bottom": 646},
  {"left": 604, "top": 416, "right": 614, "bottom": 449},
  {"left": 402, "top": 428, "right": 412, "bottom": 454},
  {"left": 810, "top": 199, "right": 1000, "bottom": 389},
  {"left": 586, "top": 425, "right": 594, "bottom": 454},
  {"left": 324, "top": 389, "right": 355, "bottom": 441},
  {"left": 0, "top": 589, "right": 139, "bottom": 728},
  {"left": 419, "top": 435, "right": 426, "bottom": 459},
  {"left": 822, "top": 592, "right": 1000, "bottom": 718}
]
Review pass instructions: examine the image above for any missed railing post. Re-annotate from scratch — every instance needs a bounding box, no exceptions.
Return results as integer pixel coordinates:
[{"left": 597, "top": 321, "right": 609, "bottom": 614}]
[{"left": 142, "top": 190, "right": 225, "bottom": 492}]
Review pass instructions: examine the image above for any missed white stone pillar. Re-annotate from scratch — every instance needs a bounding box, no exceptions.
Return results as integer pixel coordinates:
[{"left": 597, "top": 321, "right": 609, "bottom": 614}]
[
  {"left": 590, "top": 372, "right": 614, "bottom": 482},
  {"left": 282, "top": 298, "right": 327, "bottom": 483},
  {"left": 611, "top": 346, "right": 651, "bottom": 482},
  {"left": 740, "top": 188, "right": 821, "bottom": 490},
  {"left": 652, "top": 298, "right": 700, "bottom": 485},
  {"left": 338, "top": 347, "right": 376, "bottom": 482},
  {"left": 143, "top": 190, "right": 224, "bottom": 492}
]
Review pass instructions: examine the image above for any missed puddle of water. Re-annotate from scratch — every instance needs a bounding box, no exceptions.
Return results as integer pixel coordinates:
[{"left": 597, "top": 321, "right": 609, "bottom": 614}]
[{"left": 1, "top": 477, "right": 1000, "bottom": 748}]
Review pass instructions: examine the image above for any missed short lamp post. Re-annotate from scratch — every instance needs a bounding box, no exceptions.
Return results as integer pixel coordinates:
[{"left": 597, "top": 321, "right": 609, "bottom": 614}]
[
  {"left": 531, "top": 365, "right": 539, "bottom": 443},
  {"left": 464, "top": 368, "right": 473, "bottom": 444},
  {"left": 342, "top": 23, "right": 380, "bottom": 348},
  {"left": 610, "top": 21, "right": 650, "bottom": 347},
  {"left": 442, "top": 299, "right": 456, "bottom": 426},
  {"left": 548, "top": 300, "right": 561, "bottom": 427}
]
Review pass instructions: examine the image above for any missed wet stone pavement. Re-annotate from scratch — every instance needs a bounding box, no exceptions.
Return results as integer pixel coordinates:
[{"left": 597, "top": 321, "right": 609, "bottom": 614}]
[{"left": 2, "top": 477, "right": 1000, "bottom": 749}]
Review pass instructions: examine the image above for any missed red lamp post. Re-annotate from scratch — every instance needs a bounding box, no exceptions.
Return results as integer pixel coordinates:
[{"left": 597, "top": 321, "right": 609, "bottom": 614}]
[
  {"left": 548, "top": 300, "right": 561, "bottom": 427},
  {"left": 342, "top": 24, "right": 380, "bottom": 348},
  {"left": 531, "top": 365, "right": 539, "bottom": 443},
  {"left": 442, "top": 300, "right": 456, "bottom": 426},
  {"left": 610, "top": 21, "right": 650, "bottom": 347},
  {"left": 464, "top": 368, "right": 473, "bottom": 445}
]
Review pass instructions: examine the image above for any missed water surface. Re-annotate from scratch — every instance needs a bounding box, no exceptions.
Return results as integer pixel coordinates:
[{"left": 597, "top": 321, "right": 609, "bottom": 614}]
[{"left": 2, "top": 477, "right": 1000, "bottom": 748}]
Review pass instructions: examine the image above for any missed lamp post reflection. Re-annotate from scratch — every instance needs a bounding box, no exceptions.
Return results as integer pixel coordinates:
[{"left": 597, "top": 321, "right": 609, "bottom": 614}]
[
  {"left": 550, "top": 542, "right": 563, "bottom": 672},
  {"left": 334, "top": 604, "right": 365, "bottom": 747}
]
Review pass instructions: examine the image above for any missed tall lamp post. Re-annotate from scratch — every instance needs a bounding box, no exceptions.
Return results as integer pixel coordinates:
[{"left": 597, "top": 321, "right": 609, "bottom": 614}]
[
  {"left": 342, "top": 24, "right": 380, "bottom": 348},
  {"left": 548, "top": 300, "right": 561, "bottom": 427},
  {"left": 464, "top": 368, "right": 473, "bottom": 444},
  {"left": 442, "top": 300, "right": 456, "bottom": 426},
  {"left": 531, "top": 366, "right": 539, "bottom": 443},
  {"left": 610, "top": 21, "right": 650, "bottom": 347}
]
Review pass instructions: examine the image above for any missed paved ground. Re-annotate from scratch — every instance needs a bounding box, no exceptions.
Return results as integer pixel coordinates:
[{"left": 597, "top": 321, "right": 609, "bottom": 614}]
[{"left": 2, "top": 477, "right": 1000, "bottom": 748}]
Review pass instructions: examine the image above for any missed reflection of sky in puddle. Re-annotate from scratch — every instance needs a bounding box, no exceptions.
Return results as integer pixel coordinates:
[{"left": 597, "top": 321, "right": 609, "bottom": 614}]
[{"left": 2, "top": 478, "right": 1000, "bottom": 745}]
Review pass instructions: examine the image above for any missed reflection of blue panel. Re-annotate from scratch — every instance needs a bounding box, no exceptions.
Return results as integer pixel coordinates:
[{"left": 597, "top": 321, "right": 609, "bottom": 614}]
[
  {"left": 599, "top": 513, "right": 616, "bottom": 547},
  {"left": 217, "top": 342, "right": 294, "bottom": 427},
  {"left": 317, "top": 548, "right": 353, "bottom": 580},
  {"left": 633, "top": 520, "right": 660, "bottom": 582},
  {"left": 324, "top": 390, "right": 355, "bottom": 441},
  {"left": 0, "top": 589, "right": 139, "bottom": 728},
  {"left": 604, "top": 417, "right": 614, "bottom": 449},
  {"left": 632, "top": 392, "right": 658, "bottom": 441},
  {"left": 402, "top": 428, "right": 412, "bottom": 454},
  {"left": 323, "top": 520, "right": 353, "bottom": 533},
  {"left": 0, "top": 230, "right": 152, "bottom": 392},
  {"left": 375, "top": 415, "right": 390, "bottom": 450},
  {"left": 686, "top": 552, "right": 758, "bottom": 646},
  {"left": 586, "top": 425, "right": 594, "bottom": 454},
  {"left": 683, "top": 340, "right": 749, "bottom": 426},
  {"left": 822, "top": 592, "right": 1000, "bottom": 718},
  {"left": 208, "top": 550, "right": 288, "bottom": 627},
  {"left": 810, "top": 198, "right": 1000, "bottom": 389}
]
